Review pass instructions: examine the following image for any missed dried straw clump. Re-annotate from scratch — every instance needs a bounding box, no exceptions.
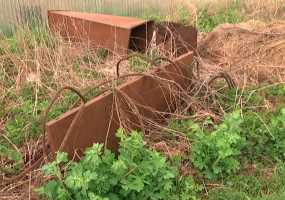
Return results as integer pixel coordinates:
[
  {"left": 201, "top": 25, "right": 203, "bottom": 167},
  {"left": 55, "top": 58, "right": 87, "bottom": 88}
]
[{"left": 198, "top": 21, "right": 285, "bottom": 86}]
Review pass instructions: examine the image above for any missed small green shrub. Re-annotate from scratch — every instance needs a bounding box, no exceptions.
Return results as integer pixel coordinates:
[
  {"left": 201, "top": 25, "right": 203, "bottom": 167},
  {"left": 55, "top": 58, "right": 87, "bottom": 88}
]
[
  {"left": 128, "top": 56, "right": 150, "bottom": 73},
  {"left": 238, "top": 111, "right": 270, "bottom": 162},
  {"left": 38, "top": 129, "right": 201, "bottom": 200},
  {"left": 189, "top": 107, "right": 285, "bottom": 179},
  {"left": 4, "top": 99, "right": 45, "bottom": 145},
  {"left": 265, "top": 108, "right": 285, "bottom": 161},
  {"left": 264, "top": 84, "right": 285, "bottom": 97},
  {"left": 0, "top": 143, "right": 23, "bottom": 174},
  {"left": 191, "top": 111, "right": 245, "bottom": 179},
  {"left": 238, "top": 108, "right": 285, "bottom": 163},
  {"left": 197, "top": 6, "right": 243, "bottom": 32}
]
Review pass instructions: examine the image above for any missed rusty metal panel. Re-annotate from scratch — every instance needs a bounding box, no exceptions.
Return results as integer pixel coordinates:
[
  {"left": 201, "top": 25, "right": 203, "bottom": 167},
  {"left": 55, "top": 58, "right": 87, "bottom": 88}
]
[
  {"left": 48, "top": 10, "right": 154, "bottom": 54},
  {"left": 155, "top": 22, "right": 198, "bottom": 56},
  {"left": 46, "top": 52, "right": 194, "bottom": 156}
]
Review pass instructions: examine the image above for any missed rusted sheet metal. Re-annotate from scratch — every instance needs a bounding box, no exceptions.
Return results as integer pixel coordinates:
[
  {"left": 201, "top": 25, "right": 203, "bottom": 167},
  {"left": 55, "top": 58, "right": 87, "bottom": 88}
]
[
  {"left": 155, "top": 22, "right": 197, "bottom": 56},
  {"left": 46, "top": 52, "right": 194, "bottom": 156},
  {"left": 48, "top": 10, "right": 154, "bottom": 54}
]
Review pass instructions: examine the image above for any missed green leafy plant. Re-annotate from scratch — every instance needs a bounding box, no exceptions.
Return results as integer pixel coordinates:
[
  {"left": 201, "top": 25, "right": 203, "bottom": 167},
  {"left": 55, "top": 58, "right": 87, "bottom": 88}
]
[
  {"left": 4, "top": 99, "right": 44, "bottom": 145},
  {"left": 191, "top": 111, "right": 245, "bottom": 179},
  {"left": 0, "top": 143, "right": 23, "bottom": 174},
  {"left": 238, "top": 111, "right": 270, "bottom": 163},
  {"left": 264, "top": 108, "right": 285, "bottom": 161},
  {"left": 237, "top": 108, "right": 285, "bottom": 164},
  {"left": 38, "top": 129, "right": 201, "bottom": 200},
  {"left": 197, "top": 5, "right": 243, "bottom": 32}
]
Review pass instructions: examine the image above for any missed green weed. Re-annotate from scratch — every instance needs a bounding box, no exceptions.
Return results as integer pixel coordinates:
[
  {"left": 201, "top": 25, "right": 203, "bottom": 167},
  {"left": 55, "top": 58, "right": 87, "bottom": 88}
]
[
  {"left": 197, "top": 5, "right": 243, "bottom": 32},
  {"left": 0, "top": 143, "right": 23, "bottom": 174},
  {"left": 140, "top": 9, "right": 164, "bottom": 22},
  {"left": 37, "top": 129, "right": 201, "bottom": 200},
  {"left": 191, "top": 111, "right": 245, "bottom": 180},
  {"left": 128, "top": 56, "right": 150, "bottom": 73}
]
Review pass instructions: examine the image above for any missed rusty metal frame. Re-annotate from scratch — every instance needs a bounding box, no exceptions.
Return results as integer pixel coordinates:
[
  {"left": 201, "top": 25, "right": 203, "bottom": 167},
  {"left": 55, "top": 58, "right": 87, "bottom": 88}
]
[
  {"left": 48, "top": 10, "right": 154, "bottom": 55},
  {"left": 46, "top": 52, "right": 194, "bottom": 156}
]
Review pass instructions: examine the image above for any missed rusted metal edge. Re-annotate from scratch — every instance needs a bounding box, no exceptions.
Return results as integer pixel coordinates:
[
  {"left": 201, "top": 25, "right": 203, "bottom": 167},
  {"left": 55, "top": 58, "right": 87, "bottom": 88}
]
[
  {"left": 48, "top": 10, "right": 149, "bottom": 29},
  {"left": 46, "top": 52, "right": 194, "bottom": 157}
]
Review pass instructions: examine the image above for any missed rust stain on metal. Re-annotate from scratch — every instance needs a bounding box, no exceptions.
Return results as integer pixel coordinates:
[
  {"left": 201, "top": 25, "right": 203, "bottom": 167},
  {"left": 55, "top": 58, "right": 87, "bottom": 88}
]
[
  {"left": 46, "top": 52, "right": 194, "bottom": 157},
  {"left": 48, "top": 10, "right": 154, "bottom": 54}
]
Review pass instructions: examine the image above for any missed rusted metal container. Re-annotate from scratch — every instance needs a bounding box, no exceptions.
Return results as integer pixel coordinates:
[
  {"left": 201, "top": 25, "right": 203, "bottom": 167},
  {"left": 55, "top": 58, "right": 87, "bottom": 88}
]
[
  {"left": 46, "top": 52, "right": 194, "bottom": 157},
  {"left": 48, "top": 10, "right": 154, "bottom": 55}
]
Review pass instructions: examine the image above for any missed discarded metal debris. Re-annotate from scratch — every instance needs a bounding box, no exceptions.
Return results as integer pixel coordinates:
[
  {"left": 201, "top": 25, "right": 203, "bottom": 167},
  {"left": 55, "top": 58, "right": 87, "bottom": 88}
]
[
  {"left": 2, "top": 54, "right": 237, "bottom": 184},
  {"left": 46, "top": 52, "right": 194, "bottom": 157},
  {"left": 48, "top": 11, "right": 154, "bottom": 55},
  {"left": 46, "top": 10, "right": 198, "bottom": 157},
  {"left": 208, "top": 72, "right": 236, "bottom": 89},
  {"left": 48, "top": 11, "right": 198, "bottom": 56}
]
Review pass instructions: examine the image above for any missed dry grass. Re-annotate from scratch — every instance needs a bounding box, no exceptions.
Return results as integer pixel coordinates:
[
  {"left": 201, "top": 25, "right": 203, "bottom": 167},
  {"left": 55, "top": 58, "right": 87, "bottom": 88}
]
[
  {"left": 0, "top": 27, "right": 124, "bottom": 104},
  {"left": 198, "top": 21, "right": 285, "bottom": 86},
  {"left": 0, "top": 26, "right": 168, "bottom": 199},
  {"left": 240, "top": 0, "right": 285, "bottom": 21}
]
